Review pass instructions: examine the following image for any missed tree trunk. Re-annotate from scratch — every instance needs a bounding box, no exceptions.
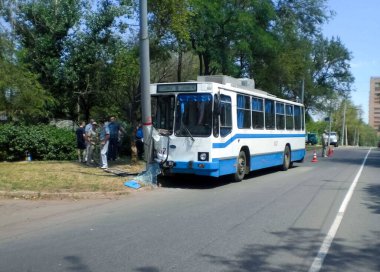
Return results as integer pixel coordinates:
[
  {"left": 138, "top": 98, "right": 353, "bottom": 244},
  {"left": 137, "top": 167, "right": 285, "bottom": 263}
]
[{"left": 177, "top": 50, "right": 182, "bottom": 82}]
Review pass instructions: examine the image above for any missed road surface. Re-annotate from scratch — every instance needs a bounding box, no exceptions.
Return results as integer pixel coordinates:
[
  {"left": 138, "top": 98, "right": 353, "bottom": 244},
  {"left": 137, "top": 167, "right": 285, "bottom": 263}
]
[{"left": 0, "top": 147, "right": 379, "bottom": 272}]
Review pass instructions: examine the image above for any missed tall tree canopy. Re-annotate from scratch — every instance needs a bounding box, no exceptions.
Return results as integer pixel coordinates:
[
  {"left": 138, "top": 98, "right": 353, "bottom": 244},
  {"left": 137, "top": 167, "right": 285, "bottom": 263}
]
[{"left": 0, "top": 0, "right": 366, "bottom": 138}]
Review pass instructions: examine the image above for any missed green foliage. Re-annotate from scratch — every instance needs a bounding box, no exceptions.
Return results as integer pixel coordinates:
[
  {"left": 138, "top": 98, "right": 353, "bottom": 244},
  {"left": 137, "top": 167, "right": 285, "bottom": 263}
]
[
  {"left": 6, "top": 0, "right": 82, "bottom": 117},
  {"left": 304, "top": 36, "right": 353, "bottom": 114},
  {"left": 0, "top": 124, "right": 76, "bottom": 161},
  {"left": 61, "top": 0, "right": 134, "bottom": 120},
  {"left": 0, "top": 0, "right": 361, "bottom": 137},
  {"left": 0, "top": 59, "right": 55, "bottom": 123}
]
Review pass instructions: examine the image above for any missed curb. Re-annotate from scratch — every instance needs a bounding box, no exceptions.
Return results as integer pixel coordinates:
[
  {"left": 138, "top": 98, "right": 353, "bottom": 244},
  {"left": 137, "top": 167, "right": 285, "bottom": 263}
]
[{"left": 0, "top": 187, "right": 153, "bottom": 200}]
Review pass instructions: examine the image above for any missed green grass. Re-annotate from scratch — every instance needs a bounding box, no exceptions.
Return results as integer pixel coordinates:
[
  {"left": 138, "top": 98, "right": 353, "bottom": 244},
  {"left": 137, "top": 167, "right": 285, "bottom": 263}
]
[
  {"left": 306, "top": 144, "right": 321, "bottom": 151},
  {"left": 0, "top": 160, "right": 145, "bottom": 199}
]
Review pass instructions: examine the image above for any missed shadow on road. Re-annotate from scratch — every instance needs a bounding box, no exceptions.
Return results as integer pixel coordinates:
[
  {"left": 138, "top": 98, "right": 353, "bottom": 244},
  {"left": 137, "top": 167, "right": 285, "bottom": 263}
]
[
  {"left": 157, "top": 174, "right": 230, "bottom": 189},
  {"left": 157, "top": 165, "right": 299, "bottom": 190},
  {"left": 64, "top": 255, "right": 92, "bottom": 272},
  {"left": 364, "top": 184, "right": 380, "bottom": 214},
  {"left": 131, "top": 228, "right": 380, "bottom": 272},
  {"left": 200, "top": 228, "right": 380, "bottom": 272}
]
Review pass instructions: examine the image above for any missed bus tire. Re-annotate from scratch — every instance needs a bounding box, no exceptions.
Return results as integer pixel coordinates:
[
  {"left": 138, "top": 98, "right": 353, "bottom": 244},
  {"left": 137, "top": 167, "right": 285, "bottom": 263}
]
[
  {"left": 282, "top": 145, "right": 291, "bottom": 171},
  {"left": 234, "top": 150, "right": 246, "bottom": 182}
]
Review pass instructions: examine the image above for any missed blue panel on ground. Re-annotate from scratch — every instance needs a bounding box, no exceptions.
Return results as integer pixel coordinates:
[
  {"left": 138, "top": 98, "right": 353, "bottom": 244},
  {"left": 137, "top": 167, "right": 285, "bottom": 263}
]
[{"left": 124, "top": 180, "right": 141, "bottom": 189}]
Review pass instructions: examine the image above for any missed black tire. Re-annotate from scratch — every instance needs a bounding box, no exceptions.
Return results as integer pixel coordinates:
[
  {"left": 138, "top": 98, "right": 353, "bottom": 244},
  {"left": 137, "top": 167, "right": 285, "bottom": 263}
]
[
  {"left": 281, "top": 145, "right": 291, "bottom": 171},
  {"left": 233, "top": 150, "right": 246, "bottom": 182}
]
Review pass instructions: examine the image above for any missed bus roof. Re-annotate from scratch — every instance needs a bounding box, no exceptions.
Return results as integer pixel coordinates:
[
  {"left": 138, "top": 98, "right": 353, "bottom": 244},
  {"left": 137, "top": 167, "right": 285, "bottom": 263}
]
[{"left": 151, "top": 75, "right": 304, "bottom": 106}]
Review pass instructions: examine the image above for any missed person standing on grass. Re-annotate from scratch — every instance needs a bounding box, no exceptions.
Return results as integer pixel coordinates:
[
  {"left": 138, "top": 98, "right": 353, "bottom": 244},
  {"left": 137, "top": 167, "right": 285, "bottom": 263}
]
[
  {"left": 86, "top": 121, "right": 98, "bottom": 166},
  {"left": 75, "top": 121, "right": 86, "bottom": 163},
  {"left": 108, "top": 116, "right": 123, "bottom": 161},
  {"left": 84, "top": 118, "right": 95, "bottom": 162},
  {"left": 134, "top": 123, "right": 144, "bottom": 160},
  {"left": 99, "top": 120, "right": 110, "bottom": 169}
]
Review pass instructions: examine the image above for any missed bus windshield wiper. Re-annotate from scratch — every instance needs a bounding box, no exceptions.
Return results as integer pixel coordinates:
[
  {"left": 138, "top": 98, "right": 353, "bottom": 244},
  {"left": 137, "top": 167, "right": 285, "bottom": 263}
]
[{"left": 181, "top": 122, "right": 195, "bottom": 141}]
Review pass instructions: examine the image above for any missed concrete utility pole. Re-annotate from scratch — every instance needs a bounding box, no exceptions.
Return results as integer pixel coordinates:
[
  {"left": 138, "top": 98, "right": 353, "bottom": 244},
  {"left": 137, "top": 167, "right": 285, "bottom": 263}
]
[
  {"left": 139, "top": 0, "right": 152, "bottom": 164},
  {"left": 341, "top": 99, "right": 346, "bottom": 146},
  {"left": 328, "top": 112, "right": 332, "bottom": 146}
]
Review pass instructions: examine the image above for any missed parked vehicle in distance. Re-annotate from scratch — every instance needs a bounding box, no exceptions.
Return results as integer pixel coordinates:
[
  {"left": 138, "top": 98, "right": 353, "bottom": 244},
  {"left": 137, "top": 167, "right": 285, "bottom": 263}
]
[
  {"left": 323, "top": 131, "right": 339, "bottom": 147},
  {"left": 306, "top": 132, "right": 318, "bottom": 145}
]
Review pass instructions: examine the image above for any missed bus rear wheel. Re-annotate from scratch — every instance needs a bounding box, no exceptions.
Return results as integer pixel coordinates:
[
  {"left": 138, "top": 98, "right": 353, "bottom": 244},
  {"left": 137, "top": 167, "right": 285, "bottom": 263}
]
[
  {"left": 233, "top": 151, "right": 246, "bottom": 182},
  {"left": 282, "top": 146, "right": 291, "bottom": 171}
]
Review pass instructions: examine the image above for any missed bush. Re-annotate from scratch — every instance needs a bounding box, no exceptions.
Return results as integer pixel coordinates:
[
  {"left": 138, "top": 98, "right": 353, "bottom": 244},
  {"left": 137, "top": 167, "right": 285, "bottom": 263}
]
[{"left": 0, "top": 124, "right": 76, "bottom": 161}]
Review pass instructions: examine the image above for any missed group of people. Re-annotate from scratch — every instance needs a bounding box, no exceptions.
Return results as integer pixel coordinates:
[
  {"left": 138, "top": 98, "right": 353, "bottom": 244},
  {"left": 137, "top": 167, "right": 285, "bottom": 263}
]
[
  {"left": 76, "top": 117, "right": 145, "bottom": 169},
  {"left": 76, "top": 116, "right": 124, "bottom": 169}
]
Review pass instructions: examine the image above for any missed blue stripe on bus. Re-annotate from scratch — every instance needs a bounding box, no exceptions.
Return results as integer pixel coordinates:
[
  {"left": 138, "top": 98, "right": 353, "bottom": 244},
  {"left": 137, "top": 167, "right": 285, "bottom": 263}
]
[
  {"left": 212, "top": 133, "right": 305, "bottom": 149},
  {"left": 168, "top": 148, "right": 305, "bottom": 177}
]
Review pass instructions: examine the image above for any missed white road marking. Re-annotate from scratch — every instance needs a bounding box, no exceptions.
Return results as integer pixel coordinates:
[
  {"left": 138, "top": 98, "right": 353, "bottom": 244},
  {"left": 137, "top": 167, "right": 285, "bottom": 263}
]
[{"left": 308, "top": 148, "right": 371, "bottom": 272}]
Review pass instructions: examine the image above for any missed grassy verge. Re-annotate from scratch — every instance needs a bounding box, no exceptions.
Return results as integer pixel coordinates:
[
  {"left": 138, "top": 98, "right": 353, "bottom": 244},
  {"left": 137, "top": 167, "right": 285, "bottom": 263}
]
[
  {"left": 306, "top": 144, "right": 321, "bottom": 151},
  {"left": 0, "top": 159, "right": 145, "bottom": 200}
]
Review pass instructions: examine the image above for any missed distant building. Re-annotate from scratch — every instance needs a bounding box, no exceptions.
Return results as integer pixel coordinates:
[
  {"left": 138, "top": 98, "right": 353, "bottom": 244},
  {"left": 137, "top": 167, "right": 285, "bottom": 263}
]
[{"left": 369, "top": 77, "right": 380, "bottom": 135}]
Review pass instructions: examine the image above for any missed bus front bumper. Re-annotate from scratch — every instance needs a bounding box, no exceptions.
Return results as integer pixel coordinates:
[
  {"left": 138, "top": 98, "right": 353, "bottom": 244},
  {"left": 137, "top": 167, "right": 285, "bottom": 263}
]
[{"left": 161, "top": 160, "right": 220, "bottom": 177}]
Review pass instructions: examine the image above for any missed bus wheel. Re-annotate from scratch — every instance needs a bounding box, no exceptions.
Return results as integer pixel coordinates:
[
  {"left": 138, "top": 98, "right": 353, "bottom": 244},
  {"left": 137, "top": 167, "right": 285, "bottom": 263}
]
[
  {"left": 282, "top": 146, "right": 291, "bottom": 171},
  {"left": 234, "top": 151, "right": 246, "bottom": 182}
]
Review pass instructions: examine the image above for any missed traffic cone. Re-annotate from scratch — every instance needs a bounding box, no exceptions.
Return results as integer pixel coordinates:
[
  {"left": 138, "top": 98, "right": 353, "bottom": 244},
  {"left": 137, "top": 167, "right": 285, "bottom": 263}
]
[
  {"left": 311, "top": 151, "right": 318, "bottom": 162},
  {"left": 327, "top": 147, "right": 333, "bottom": 157}
]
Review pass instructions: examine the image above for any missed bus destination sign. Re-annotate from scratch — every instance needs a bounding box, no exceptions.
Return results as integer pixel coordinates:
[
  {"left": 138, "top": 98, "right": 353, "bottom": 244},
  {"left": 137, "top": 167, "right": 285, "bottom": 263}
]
[{"left": 157, "top": 83, "right": 197, "bottom": 93}]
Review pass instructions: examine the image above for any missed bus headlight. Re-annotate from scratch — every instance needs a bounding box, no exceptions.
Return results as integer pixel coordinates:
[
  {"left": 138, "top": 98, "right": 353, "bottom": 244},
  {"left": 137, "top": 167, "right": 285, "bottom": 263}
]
[{"left": 198, "top": 152, "right": 209, "bottom": 161}]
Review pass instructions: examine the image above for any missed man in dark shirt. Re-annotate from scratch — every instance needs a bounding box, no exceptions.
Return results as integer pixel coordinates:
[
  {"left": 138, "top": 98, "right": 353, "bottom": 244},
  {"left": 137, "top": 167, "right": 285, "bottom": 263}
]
[
  {"left": 107, "top": 116, "right": 123, "bottom": 161},
  {"left": 135, "top": 123, "right": 144, "bottom": 160},
  {"left": 76, "top": 121, "right": 86, "bottom": 162}
]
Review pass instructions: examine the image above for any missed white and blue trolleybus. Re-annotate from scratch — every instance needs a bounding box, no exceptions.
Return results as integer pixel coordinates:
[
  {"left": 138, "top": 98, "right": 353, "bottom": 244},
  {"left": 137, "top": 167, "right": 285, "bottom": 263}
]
[{"left": 150, "top": 75, "right": 306, "bottom": 181}]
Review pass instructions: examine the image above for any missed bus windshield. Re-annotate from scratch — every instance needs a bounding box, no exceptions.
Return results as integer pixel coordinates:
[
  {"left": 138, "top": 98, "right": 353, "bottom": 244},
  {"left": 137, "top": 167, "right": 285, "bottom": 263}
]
[
  {"left": 152, "top": 95, "right": 175, "bottom": 134},
  {"left": 175, "top": 93, "right": 213, "bottom": 137}
]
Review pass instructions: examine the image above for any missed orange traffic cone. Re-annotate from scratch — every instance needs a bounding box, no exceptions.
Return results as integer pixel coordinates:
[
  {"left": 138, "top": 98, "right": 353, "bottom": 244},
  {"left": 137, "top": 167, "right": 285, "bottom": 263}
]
[
  {"left": 327, "top": 147, "right": 333, "bottom": 157},
  {"left": 311, "top": 151, "right": 318, "bottom": 162}
]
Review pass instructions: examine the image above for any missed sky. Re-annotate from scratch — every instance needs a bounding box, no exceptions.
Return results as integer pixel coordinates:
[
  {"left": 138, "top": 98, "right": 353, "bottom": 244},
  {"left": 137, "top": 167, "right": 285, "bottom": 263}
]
[{"left": 322, "top": 0, "right": 380, "bottom": 124}]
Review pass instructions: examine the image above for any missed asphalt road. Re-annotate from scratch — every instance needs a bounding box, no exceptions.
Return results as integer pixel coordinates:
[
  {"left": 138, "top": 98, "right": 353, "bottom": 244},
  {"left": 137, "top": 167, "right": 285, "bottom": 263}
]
[{"left": 0, "top": 147, "right": 379, "bottom": 272}]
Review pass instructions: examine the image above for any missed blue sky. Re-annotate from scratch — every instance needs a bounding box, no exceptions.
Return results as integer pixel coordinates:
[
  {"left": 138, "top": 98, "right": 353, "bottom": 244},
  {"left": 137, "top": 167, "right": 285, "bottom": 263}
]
[{"left": 322, "top": 0, "right": 380, "bottom": 123}]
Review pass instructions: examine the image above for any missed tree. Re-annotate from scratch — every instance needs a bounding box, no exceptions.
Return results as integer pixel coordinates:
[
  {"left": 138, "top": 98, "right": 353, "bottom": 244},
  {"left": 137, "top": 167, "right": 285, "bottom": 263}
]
[
  {"left": 0, "top": 16, "right": 53, "bottom": 123},
  {"left": 305, "top": 36, "right": 354, "bottom": 114},
  {"left": 188, "top": 0, "right": 263, "bottom": 76},
  {"left": 108, "top": 45, "right": 140, "bottom": 121},
  {"left": 148, "top": 0, "right": 192, "bottom": 81},
  {"left": 61, "top": 0, "right": 134, "bottom": 120},
  {"left": 0, "top": 59, "right": 54, "bottom": 123},
  {"left": 3, "top": 0, "right": 82, "bottom": 118}
]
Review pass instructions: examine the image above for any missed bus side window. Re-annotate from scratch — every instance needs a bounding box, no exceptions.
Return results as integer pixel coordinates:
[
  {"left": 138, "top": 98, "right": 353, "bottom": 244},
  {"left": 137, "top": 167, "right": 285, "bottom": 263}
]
[
  {"left": 286, "top": 104, "right": 294, "bottom": 130},
  {"left": 237, "top": 94, "right": 251, "bottom": 129},
  {"left": 252, "top": 97, "right": 264, "bottom": 129},
  {"left": 276, "top": 102, "right": 285, "bottom": 130},
  {"left": 220, "top": 95, "right": 232, "bottom": 137},
  {"left": 294, "top": 105, "right": 301, "bottom": 130},
  {"left": 265, "top": 99, "right": 275, "bottom": 129}
]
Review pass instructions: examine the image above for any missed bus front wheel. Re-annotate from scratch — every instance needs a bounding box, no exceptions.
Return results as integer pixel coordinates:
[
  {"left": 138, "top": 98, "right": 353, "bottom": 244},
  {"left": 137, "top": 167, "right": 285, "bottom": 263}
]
[
  {"left": 234, "top": 151, "right": 246, "bottom": 182},
  {"left": 282, "top": 146, "right": 291, "bottom": 171}
]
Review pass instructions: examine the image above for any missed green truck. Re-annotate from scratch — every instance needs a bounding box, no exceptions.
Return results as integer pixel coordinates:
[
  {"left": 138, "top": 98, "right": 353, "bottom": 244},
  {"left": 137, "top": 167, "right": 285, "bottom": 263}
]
[{"left": 306, "top": 132, "right": 318, "bottom": 145}]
